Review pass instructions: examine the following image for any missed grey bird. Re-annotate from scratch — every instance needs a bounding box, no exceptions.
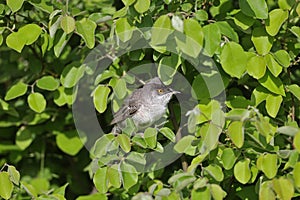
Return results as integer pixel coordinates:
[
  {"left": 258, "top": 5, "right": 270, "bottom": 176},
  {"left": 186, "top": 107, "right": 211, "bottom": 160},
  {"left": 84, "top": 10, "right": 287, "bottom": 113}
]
[{"left": 110, "top": 77, "right": 179, "bottom": 134}]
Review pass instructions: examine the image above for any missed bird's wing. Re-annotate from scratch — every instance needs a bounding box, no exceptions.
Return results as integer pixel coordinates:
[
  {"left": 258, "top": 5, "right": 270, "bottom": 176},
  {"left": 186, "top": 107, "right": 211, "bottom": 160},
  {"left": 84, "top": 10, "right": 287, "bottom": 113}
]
[{"left": 110, "top": 100, "right": 141, "bottom": 125}]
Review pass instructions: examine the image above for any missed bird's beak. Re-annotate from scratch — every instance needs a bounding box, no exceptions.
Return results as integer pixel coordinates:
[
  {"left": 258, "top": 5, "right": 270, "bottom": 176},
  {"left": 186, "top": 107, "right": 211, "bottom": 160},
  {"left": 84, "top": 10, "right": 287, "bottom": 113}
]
[{"left": 169, "top": 88, "right": 180, "bottom": 94}]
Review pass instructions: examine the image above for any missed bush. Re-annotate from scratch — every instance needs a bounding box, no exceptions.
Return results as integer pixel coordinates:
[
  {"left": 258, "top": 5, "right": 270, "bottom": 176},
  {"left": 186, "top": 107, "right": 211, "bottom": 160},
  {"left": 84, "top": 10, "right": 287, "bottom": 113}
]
[{"left": 1, "top": 0, "right": 300, "bottom": 199}]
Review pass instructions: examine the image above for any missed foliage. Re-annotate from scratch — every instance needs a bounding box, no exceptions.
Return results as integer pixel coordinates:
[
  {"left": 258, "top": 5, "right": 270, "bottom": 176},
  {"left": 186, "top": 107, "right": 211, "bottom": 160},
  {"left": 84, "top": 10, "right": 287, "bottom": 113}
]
[{"left": 0, "top": 0, "right": 300, "bottom": 199}]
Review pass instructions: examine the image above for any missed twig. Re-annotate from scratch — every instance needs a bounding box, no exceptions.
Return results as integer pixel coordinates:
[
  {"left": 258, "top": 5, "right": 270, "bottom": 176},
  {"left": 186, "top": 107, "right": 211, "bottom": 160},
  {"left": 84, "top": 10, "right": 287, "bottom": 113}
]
[{"left": 168, "top": 102, "right": 188, "bottom": 172}]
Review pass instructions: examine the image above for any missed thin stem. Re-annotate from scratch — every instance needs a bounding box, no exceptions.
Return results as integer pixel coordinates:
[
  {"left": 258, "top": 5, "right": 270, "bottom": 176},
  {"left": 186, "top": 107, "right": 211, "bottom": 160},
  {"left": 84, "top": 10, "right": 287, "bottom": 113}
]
[
  {"left": 0, "top": 163, "right": 8, "bottom": 172},
  {"left": 169, "top": 102, "right": 188, "bottom": 172}
]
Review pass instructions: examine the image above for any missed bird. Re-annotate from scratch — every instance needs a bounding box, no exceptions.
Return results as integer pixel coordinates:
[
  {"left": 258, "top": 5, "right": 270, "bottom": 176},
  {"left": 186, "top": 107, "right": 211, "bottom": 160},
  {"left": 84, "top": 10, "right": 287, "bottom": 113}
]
[{"left": 110, "top": 77, "right": 179, "bottom": 134}]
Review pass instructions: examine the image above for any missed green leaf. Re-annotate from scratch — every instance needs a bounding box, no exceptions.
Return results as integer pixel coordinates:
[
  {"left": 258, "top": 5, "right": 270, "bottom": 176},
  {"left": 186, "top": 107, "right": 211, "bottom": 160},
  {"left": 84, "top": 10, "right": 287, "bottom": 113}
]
[
  {"left": 122, "top": 0, "right": 135, "bottom": 6},
  {"left": 220, "top": 41, "right": 247, "bottom": 78},
  {"left": 272, "top": 177, "right": 294, "bottom": 200},
  {"left": 265, "top": 54, "right": 282, "bottom": 77},
  {"left": 114, "top": 78, "right": 127, "bottom": 99},
  {"left": 234, "top": 158, "right": 251, "bottom": 184},
  {"left": 210, "top": 184, "right": 227, "bottom": 200},
  {"left": 293, "top": 162, "right": 300, "bottom": 188},
  {"left": 239, "top": 0, "right": 268, "bottom": 19},
  {"left": 290, "top": 26, "right": 300, "bottom": 38},
  {"left": 107, "top": 164, "right": 121, "bottom": 188},
  {"left": 294, "top": 132, "right": 300, "bottom": 153},
  {"left": 174, "top": 135, "right": 195, "bottom": 153},
  {"left": 19, "top": 24, "right": 42, "bottom": 45},
  {"left": 172, "top": 15, "right": 183, "bottom": 32},
  {"left": 126, "top": 152, "right": 146, "bottom": 165},
  {"left": 132, "top": 134, "right": 147, "bottom": 148},
  {"left": 176, "top": 18, "right": 203, "bottom": 58},
  {"left": 144, "top": 127, "right": 157, "bottom": 149},
  {"left": 159, "top": 127, "right": 176, "bottom": 142},
  {"left": 204, "top": 164, "right": 224, "bottom": 182},
  {"left": 265, "top": 94, "right": 282, "bottom": 118},
  {"left": 228, "top": 121, "right": 244, "bottom": 148},
  {"left": 192, "top": 71, "right": 225, "bottom": 100},
  {"left": 61, "top": 64, "right": 85, "bottom": 88},
  {"left": 27, "top": 93, "right": 46, "bottom": 113},
  {"left": 30, "top": 177, "right": 49, "bottom": 194},
  {"left": 6, "top": 32, "right": 25, "bottom": 53},
  {"left": 261, "top": 153, "right": 277, "bottom": 179},
  {"left": 36, "top": 76, "right": 60, "bottom": 91},
  {"left": 278, "top": 0, "right": 295, "bottom": 10},
  {"left": 120, "top": 162, "right": 138, "bottom": 190},
  {"left": 195, "top": 9, "right": 208, "bottom": 21},
  {"left": 168, "top": 172, "right": 196, "bottom": 191},
  {"left": 221, "top": 148, "right": 237, "bottom": 170},
  {"left": 158, "top": 54, "right": 180, "bottom": 84},
  {"left": 115, "top": 18, "right": 134, "bottom": 42},
  {"left": 251, "top": 27, "right": 273, "bottom": 55},
  {"left": 259, "top": 71, "right": 285, "bottom": 96},
  {"left": 75, "top": 18, "right": 96, "bottom": 49},
  {"left": 116, "top": 134, "right": 131, "bottom": 153},
  {"left": 54, "top": 31, "right": 69, "bottom": 57},
  {"left": 93, "top": 167, "right": 108, "bottom": 194},
  {"left": 233, "top": 11, "right": 255, "bottom": 30},
  {"left": 251, "top": 86, "right": 269, "bottom": 106},
  {"left": 191, "top": 187, "right": 211, "bottom": 200},
  {"left": 259, "top": 181, "right": 275, "bottom": 200},
  {"left": 6, "top": 0, "right": 24, "bottom": 12},
  {"left": 54, "top": 86, "right": 74, "bottom": 106},
  {"left": 273, "top": 50, "right": 290, "bottom": 68},
  {"left": 7, "top": 165, "right": 20, "bottom": 186},
  {"left": 215, "top": 21, "right": 239, "bottom": 42},
  {"left": 55, "top": 131, "right": 85, "bottom": 156},
  {"left": 60, "top": 15, "right": 76, "bottom": 34},
  {"left": 21, "top": 182, "right": 37, "bottom": 198},
  {"left": 266, "top": 9, "right": 288, "bottom": 36},
  {"left": 246, "top": 54, "right": 266, "bottom": 79},
  {"left": 200, "top": 123, "right": 222, "bottom": 152},
  {"left": 93, "top": 85, "right": 111, "bottom": 113},
  {"left": 53, "top": 183, "right": 68, "bottom": 196},
  {"left": 0, "top": 172, "right": 13, "bottom": 200},
  {"left": 76, "top": 194, "right": 108, "bottom": 200},
  {"left": 134, "top": 0, "right": 150, "bottom": 13},
  {"left": 16, "top": 126, "right": 35, "bottom": 150},
  {"left": 5, "top": 82, "right": 27, "bottom": 101},
  {"left": 203, "top": 23, "right": 221, "bottom": 57},
  {"left": 0, "top": 34, "right": 3, "bottom": 46},
  {"left": 92, "top": 134, "right": 114, "bottom": 157},
  {"left": 151, "top": 15, "right": 173, "bottom": 47},
  {"left": 287, "top": 84, "right": 300, "bottom": 101}
]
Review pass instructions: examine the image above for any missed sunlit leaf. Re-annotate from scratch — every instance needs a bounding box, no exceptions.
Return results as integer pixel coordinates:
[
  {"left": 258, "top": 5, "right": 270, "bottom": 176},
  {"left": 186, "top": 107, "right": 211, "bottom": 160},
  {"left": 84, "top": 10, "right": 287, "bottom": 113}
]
[
  {"left": 60, "top": 15, "right": 76, "bottom": 34},
  {"left": 251, "top": 27, "right": 273, "bottom": 55},
  {"left": 5, "top": 82, "right": 27, "bottom": 101},
  {"left": 93, "top": 167, "right": 108, "bottom": 193},
  {"left": 239, "top": 0, "right": 268, "bottom": 19},
  {"left": 234, "top": 158, "right": 251, "bottom": 184},
  {"left": 76, "top": 18, "right": 96, "bottom": 48},
  {"left": 116, "top": 134, "right": 131, "bottom": 153},
  {"left": 266, "top": 9, "right": 288, "bottom": 36},
  {"left": 120, "top": 162, "right": 138, "bottom": 190},
  {"left": 36, "top": 76, "right": 60, "bottom": 91},
  {"left": 227, "top": 121, "right": 244, "bottom": 148},
  {"left": 272, "top": 177, "right": 294, "bottom": 200},
  {"left": 265, "top": 94, "right": 282, "bottom": 118},
  {"left": 7, "top": 0, "right": 24, "bottom": 12},
  {"left": 134, "top": 0, "right": 150, "bottom": 13},
  {"left": 93, "top": 85, "right": 111, "bottom": 113},
  {"left": 220, "top": 42, "right": 247, "bottom": 78},
  {"left": 27, "top": 93, "right": 46, "bottom": 113},
  {"left": 0, "top": 172, "right": 13, "bottom": 199}
]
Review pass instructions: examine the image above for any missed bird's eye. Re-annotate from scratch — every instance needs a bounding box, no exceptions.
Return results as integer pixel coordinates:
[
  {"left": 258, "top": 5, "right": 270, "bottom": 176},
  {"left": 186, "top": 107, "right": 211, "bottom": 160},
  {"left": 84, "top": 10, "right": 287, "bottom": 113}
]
[{"left": 157, "top": 89, "right": 164, "bottom": 94}]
